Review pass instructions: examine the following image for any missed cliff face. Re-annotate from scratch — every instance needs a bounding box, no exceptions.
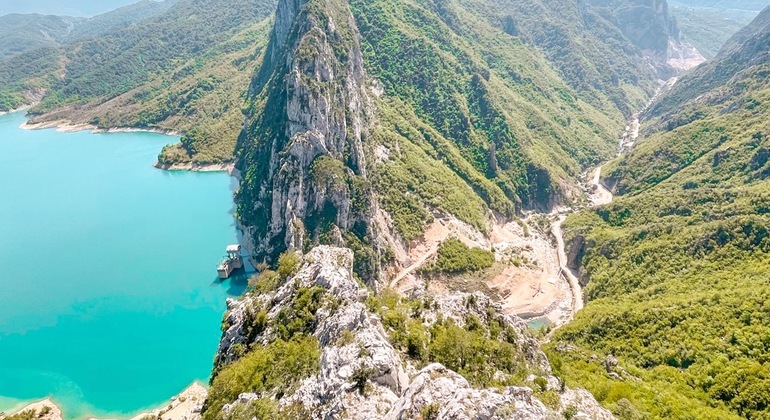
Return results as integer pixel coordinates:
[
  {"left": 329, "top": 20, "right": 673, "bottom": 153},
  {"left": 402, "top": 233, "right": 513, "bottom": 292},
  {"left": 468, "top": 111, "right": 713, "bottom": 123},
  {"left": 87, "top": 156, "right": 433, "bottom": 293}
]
[
  {"left": 648, "top": 5, "right": 770, "bottom": 118},
  {"left": 208, "top": 247, "right": 615, "bottom": 420},
  {"left": 585, "top": 0, "right": 704, "bottom": 78},
  {"left": 236, "top": 0, "right": 380, "bottom": 279}
]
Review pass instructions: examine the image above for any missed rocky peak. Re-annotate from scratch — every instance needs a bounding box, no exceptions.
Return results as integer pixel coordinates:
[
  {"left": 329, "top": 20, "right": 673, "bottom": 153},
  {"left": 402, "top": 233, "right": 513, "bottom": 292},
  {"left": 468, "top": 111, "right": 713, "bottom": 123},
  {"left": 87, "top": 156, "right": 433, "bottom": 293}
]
[
  {"left": 211, "top": 247, "right": 615, "bottom": 419},
  {"left": 236, "top": 0, "right": 381, "bottom": 279}
]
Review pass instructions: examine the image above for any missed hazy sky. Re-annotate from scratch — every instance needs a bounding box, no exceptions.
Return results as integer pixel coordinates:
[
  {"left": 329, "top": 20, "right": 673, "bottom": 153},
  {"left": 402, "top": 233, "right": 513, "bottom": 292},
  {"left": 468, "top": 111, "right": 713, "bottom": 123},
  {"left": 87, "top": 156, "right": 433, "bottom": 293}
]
[{"left": 0, "top": 0, "right": 140, "bottom": 17}]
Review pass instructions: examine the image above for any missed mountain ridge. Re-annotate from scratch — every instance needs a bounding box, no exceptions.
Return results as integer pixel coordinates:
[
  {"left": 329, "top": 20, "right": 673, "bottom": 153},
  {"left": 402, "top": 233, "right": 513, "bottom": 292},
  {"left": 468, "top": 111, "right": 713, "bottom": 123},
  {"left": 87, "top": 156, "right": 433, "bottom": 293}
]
[{"left": 552, "top": 5, "right": 770, "bottom": 419}]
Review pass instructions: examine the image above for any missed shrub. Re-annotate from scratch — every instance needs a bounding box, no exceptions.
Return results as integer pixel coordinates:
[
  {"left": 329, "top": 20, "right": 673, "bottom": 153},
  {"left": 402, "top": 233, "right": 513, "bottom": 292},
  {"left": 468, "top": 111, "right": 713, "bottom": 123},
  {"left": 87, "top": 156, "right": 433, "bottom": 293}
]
[
  {"left": 420, "top": 402, "right": 441, "bottom": 420},
  {"left": 277, "top": 251, "right": 300, "bottom": 280},
  {"left": 248, "top": 270, "right": 280, "bottom": 294},
  {"left": 563, "top": 405, "right": 578, "bottom": 419},
  {"left": 424, "top": 238, "right": 494, "bottom": 274},
  {"left": 204, "top": 335, "right": 320, "bottom": 420},
  {"left": 351, "top": 363, "right": 376, "bottom": 394}
]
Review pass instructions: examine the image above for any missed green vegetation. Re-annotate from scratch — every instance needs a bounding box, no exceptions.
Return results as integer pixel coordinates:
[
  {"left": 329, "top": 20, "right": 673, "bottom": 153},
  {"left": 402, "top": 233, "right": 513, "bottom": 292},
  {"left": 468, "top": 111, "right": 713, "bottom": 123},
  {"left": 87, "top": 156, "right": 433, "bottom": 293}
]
[
  {"left": 236, "top": 0, "right": 670, "bottom": 269},
  {"left": 422, "top": 238, "right": 494, "bottom": 274},
  {"left": 204, "top": 335, "right": 320, "bottom": 420},
  {"left": 247, "top": 251, "right": 300, "bottom": 294},
  {"left": 366, "top": 290, "right": 545, "bottom": 388},
  {"left": 4, "top": 410, "right": 38, "bottom": 420},
  {"left": 351, "top": 0, "right": 639, "bottom": 211},
  {"left": 554, "top": 10, "right": 770, "bottom": 419},
  {"left": 0, "top": 14, "right": 80, "bottom": 61},
  {"left": 0, "top": 0, "right": 277, "bottom": 163},
  {"left": 208, "top": 253, "right": 336, "bottom": 419}
]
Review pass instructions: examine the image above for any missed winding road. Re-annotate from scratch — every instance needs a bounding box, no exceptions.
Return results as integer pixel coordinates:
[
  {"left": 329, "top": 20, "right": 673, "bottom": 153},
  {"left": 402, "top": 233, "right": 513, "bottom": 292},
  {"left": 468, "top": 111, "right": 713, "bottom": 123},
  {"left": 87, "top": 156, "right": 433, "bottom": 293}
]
[
  {"left": 552, "top": 215, "right": 584, "bottom": 313},
  {"left": 550, "top": 165, "right": 614, "bottom": 317}
]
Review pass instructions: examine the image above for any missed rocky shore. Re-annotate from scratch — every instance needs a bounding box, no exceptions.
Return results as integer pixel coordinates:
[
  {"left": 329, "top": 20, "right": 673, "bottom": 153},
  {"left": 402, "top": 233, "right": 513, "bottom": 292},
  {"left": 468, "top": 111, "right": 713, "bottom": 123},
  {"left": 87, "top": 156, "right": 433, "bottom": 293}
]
[
  {"left": 153, "top": 161, "right": 235, "bottom": 174},
  {"left": 2, "top": 383, "right": 207, "bottom": 420},
  {"left": 19, "top": 119, "right": 181, "bottom": 137}
]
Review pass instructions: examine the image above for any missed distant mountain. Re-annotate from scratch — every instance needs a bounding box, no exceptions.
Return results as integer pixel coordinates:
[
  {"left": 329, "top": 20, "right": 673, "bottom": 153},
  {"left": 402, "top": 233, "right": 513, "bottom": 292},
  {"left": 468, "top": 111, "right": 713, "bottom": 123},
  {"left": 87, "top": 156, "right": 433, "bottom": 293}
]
[
  {"left": 649, "top": 5, "right": 770, "bottom": 117},
  {"left": 0, "top": 14, "right": 81, "bottom": 61},
  {"left": 0, "top": 0, "right": 147, "bottom": 17},
  {"left": 671, "top": 0, "right": 770, "bottom": 12},
  {"left": 0, "top": 1, "right": 177, "bottom": 62},
  {"left": 555, "top": 5, "right": 770, "bottom": 419},
  {"left": 0, "top": 0, "right": 278, "bottom": 165},
  {"left": 673, "top": 5, "right": 756, "bottom": 58},
  {"left": 66, "top": 0, "right": 179, "bottom": 40}
]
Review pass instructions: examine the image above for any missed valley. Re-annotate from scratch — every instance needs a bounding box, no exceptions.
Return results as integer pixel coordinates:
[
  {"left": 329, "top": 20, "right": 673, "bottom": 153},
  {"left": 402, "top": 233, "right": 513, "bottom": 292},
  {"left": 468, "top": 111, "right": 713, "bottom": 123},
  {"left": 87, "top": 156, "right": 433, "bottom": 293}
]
[{"left": 2, "top": 0, "right": 770, "bottom": 419}]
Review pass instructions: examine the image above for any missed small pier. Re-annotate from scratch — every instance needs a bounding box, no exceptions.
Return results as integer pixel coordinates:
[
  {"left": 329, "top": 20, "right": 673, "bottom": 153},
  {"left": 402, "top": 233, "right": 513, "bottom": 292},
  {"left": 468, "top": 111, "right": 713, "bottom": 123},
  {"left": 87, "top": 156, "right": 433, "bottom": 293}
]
[{"left": 217, "top": 244, "right": 244, "bottom": 279}]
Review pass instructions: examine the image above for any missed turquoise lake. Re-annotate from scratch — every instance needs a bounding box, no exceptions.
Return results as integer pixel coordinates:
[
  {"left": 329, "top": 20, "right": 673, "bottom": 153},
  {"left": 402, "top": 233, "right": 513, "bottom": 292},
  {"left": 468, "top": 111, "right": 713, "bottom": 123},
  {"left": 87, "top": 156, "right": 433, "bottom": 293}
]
[{"left": 0, "top": 112, "right": 248, "bottom": 419}]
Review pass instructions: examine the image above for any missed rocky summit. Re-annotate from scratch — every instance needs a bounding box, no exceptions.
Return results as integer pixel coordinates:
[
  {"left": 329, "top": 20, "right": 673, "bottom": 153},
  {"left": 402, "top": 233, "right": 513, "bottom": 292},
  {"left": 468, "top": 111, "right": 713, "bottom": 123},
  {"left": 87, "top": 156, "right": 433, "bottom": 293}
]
[{"left": 208, "top": 246, "right": 613, "bottom": 419}]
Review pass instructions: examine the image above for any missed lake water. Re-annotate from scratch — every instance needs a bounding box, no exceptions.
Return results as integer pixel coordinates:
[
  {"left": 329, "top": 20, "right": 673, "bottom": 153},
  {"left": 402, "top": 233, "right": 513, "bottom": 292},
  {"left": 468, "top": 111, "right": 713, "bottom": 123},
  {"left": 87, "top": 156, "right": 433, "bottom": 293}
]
[{"left": 0, "top": 112, "right": 248, "bottom": 419}]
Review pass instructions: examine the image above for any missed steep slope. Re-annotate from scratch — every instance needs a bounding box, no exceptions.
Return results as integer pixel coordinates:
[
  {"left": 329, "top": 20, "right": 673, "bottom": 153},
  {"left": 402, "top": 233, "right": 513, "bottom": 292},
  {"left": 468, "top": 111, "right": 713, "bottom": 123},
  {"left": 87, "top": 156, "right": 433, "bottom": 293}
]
[
  {"left": 65, "top": 0, "right": 180, "bottom": 40},
  {"left": 0, "top": 2, "right": 179, "bottom": 112},
  {"left": 672, "top": 5, "right": 756, "bottom": 58},
  {"left": 648, "top": 5, "right": 770, "bottom": 117},
  {"left": 552, "top": 6, "right": 770, "bottom": 419},
  {"left": 235, "top": 0, "right": 692, "bottom": 284},
  {"left": 5, "top": 0, "right": 688, "bottom": 171}
]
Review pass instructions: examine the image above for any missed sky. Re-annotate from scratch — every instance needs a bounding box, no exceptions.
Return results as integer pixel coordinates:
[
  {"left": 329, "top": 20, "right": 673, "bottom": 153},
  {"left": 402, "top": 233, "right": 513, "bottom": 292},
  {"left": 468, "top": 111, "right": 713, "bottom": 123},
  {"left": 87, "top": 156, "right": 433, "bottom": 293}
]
[{"left": 0, "top": 0, "right": 141, "bottom": 17}]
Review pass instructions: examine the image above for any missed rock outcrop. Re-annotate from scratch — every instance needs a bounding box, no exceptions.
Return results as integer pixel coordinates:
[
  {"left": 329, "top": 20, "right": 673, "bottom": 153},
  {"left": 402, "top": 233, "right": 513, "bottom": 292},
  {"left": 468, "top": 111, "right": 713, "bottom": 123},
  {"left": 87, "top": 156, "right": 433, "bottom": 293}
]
[
  {"left": 211, "top": 246, "right": 614, "bottom": 420},
  {"left": 585, "top": 0, "right": 704, "bottom": 78},
  {"left": 235, "top": 0, "right": 380, "bottom": 280},
  {"left": 386, "top": 364, "right": 551, "bottom": 420}
]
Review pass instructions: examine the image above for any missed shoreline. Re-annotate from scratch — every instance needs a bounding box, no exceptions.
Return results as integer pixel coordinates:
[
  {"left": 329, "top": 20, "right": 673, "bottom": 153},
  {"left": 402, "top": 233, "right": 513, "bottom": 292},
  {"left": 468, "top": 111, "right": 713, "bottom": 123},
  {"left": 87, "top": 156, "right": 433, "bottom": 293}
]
[
  {"left": 2, "top": 383, "right": 207, "bottom": 420},
  {"left": 19, "top": 119, "right": 181, "bottom": 137},
  {"left": 154, "top": 161, "right": 236, "bottom": 175},
  {"left": 19, "top": 118, "right": 240, "bottom": 176},
  {"left": 0, "top": 105, "right": 32, "bottom": 117}
]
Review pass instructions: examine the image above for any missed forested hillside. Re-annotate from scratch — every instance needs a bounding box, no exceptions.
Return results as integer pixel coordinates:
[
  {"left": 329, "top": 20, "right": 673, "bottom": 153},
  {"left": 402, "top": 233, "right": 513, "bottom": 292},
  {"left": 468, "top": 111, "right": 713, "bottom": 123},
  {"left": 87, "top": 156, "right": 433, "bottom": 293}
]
[
  {"left": 553, "top": 6, "right": 770, "bottom": 419},
  {"left": 0, "top": 0, "right": 278, "bottom": 165},
  {"left": 0, "top": 14, "right": 81, "bottom": 61},
  {"left": 4, "top": 0, "right": 765, "bottom": 419},
  {"left": 233, "top": 0, "right": 692, "bottom": 277}
]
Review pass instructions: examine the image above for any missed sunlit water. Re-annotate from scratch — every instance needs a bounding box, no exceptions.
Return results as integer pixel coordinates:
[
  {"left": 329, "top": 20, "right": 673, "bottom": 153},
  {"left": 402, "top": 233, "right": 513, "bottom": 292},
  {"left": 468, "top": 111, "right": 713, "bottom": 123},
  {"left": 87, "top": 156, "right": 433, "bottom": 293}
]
[{"left": 0, "top": 112, "right": 248, "bottom": 419}]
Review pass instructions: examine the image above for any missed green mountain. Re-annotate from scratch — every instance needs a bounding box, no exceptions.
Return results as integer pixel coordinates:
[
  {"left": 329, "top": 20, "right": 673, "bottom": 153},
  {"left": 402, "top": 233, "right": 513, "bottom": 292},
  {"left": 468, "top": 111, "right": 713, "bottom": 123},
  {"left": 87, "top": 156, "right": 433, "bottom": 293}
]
[
  {"left": 553, "top": 6, "right": 770, "bottom": 419},
  {"left": 0, "top": 1, "right": 180, "bottom": 112},
  {"left": 0, "top": 14, "right": 81, "bottom": 61},
  {"left": 233, "top": 0, "right": 696, "bottom": 276},
  {"left": 0, "top": 0, "right": 278, "bottom": 164},
  {"left": 5, "top": 0, "right": 751, "bottom": 417},
  {"left": 0, "top": 2, "right": 177, "bottom": 61},
  {"left": 650, "top": 5, "right": 770, "bottom": 117}
]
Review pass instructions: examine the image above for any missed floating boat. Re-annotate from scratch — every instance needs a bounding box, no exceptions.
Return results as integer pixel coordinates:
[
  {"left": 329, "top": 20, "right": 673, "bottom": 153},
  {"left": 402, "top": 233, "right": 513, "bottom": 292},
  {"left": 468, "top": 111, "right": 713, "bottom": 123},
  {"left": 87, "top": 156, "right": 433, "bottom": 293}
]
[{"left": 217, "top": 244, "right": 243, "bottom": 279}]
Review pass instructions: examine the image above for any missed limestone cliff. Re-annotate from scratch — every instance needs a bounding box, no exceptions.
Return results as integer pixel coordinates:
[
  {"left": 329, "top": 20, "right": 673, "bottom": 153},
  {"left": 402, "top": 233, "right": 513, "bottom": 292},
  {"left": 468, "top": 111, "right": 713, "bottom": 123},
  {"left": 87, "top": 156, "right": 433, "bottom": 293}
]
[{"left": 235, "top": 0, "right": 380, "bottom": 280}]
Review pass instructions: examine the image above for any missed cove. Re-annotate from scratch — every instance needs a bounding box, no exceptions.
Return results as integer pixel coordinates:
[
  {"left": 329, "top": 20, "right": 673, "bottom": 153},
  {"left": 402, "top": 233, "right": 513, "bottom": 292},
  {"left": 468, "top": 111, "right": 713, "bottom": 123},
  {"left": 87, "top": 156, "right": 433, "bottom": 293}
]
[{"left": 0, "top": 112, "right": 247, "bottom": 419}]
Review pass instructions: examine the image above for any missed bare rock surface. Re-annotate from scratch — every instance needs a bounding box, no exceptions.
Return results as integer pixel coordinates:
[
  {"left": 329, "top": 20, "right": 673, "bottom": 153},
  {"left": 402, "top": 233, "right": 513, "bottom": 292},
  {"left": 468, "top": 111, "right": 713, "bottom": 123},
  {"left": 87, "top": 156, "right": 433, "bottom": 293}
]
[{"left": 213, "top": 246, "right": 615, "bottom": 419}]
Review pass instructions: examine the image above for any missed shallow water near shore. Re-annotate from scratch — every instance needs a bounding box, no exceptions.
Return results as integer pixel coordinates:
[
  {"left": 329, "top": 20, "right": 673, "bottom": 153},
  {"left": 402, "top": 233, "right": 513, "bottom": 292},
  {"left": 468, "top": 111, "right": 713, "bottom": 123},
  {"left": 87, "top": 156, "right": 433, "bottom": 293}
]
[{"left": 0, "top": 112, "right": 247, "bottom": 419}]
